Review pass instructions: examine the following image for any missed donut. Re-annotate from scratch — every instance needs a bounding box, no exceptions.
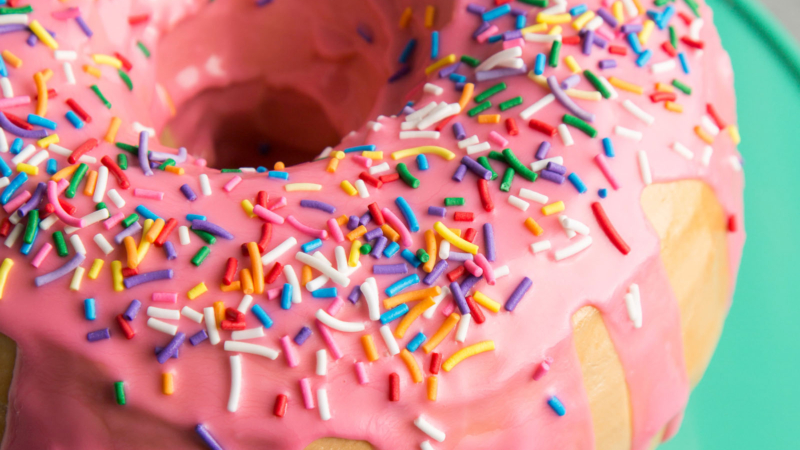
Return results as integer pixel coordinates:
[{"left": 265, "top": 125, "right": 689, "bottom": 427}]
[{"left": 0, "top": 1, "right": 744, "bottom": 449}]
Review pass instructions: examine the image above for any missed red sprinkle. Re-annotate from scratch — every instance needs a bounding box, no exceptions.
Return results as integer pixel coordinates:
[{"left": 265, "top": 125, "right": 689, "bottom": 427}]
[
  {"left": 368, "top": 202, "right": 385, "bottom": 225},
  {"left": 66, "top": 98, "right": 92, "bottom": 122},
  {"left": 453, "top": 211, "right": 474, "bottom": 222},
  {"left": 68, "top": 138, "right": 99, "bottom": 164},
  {"left": 58, "top": 198, "right": 76, "bottom": 215},
  {"left": 650, "top": 92, "right": 677, "bottom": 103},
  {"left": 359, "top": 171, "right": 383, "bottom": 188},
  {"left": 116, "top": 314, "right": 136, "bottom": 339},
  {"left": 121, "top": 267, "right": 138, "bottom": 277},
  {"left": 727, "top": 214, "right": 737, "bottom": 233},
  {"left": 528, "top": 119, "right": 557, "bottom": 137},
  {"left": 435, "top": 114, "right": 455, "bottom": 132},
  {"left": 273, "top": 394, "right": 288, "bottom": 417},
  {"left": 561, "top": 35, "right": 580, "bottom": 45},
  {"left": 35, "top": 88, "right": 57, "bottom": 101},
  {"left": 706, "top": 103, "right": 727, "bottom": 129},
  {"left": 223, "top": 257, "right": 238, "bottom": 285},
  {"left": 677, "top": 11, "right": 694, "bottom": 26},
  {"left": 446, "top": 265, "right": 466, "bottom": 282},
  {"left": 256, "top": 191, "right": 269, "bottom": 209},
  {"left": 44, "top": 203, "right": 55, "bottom": 214},
  {"left": 477, "top": 179, "right": 493, "bottom": 212},
  {"left": 389, "top": 372, "right": 400, "bottom": 401},
  {"left": 154, "top": 218, "right": 178, "bottom": 247},
  {"left": 5, "top": 112, "right": 33, "bottom": 130},
  {"left": 608, "top": 45, "right": 627, "bottom": 56},
  {"left": 127, "top": 14, "right": 150, "bottom": 25},
  {"left": 221, "top": 320, "right": 246, "bottom": 331},
  {"left": 0, "top": 218, "right": 10, "bottom": 237},
  {"left": 465, "top": 296, "right": 485, "bottom": 324},
  {"left": 495, "top": 0, "right": 512, "bottom": 5},
  {"left": 379, "top": 173, "right": 400, "bottom": 184},
  {"left": 680, "top": 36, "right": 705, "bottom": 49},
  {"left": 257, "top": 222, "right": 272, "bottom": 253},
  {"left": 114, "top": 52, "right": 133, "bottom": 71},
  {"left": 101, "top": 155, "right": 131, "bottom": 189},
  {"left": 463, "top": 228, "right": 477, "bottom": 243},
  {"left": 505, "top": 117, "right": 518, "bottom": 136},
  {"left": 591, "top": 202, "right": 631, "bottom": 255},
  {"left": 265, "top": 262, "right": 284, "bottom": 284},
  {"left": 225, "top": 307, "right": 246, "bottom": 323},
  {"left": 429, "top": 352, "right": 442, "bottom": 374},
  {"left": 661, "top": 41, "right": 677, "bottom": 57}
]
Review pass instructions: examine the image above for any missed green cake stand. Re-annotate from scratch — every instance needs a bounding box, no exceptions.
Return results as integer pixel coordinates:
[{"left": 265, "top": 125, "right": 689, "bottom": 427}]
[{"left": 661, "top": 1, "right": 799, "bottom": 449}]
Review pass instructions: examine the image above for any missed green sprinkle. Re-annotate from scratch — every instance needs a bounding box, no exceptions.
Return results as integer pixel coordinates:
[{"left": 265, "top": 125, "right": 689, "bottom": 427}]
[
  {"left": 191, "top": 228, "right": 217, "bottom": 245},
  {"left": 669, "top": 26, "right": 678, "bottom": 49},
  {"left": 66, "top": 163, "right": 88, "bottom": 199},
  {"left": 359, "top": 243, "right": 372, "bottom": 255},
  {"left": 90, "top": 85, "right": 111, "bottom": 109},
  {"left": 396, "top": 163, "right": 420, "bottom": 188},
  {"left": 477, "top": 156, "right": 498, "bottom": 180},
  {"left": 158, "top": 159, "right": 176, "bottom": 170},
  {"left": 23, "top": 210, "right": 38, "bottom": 245},
  {"left": 467, "top": 101, "right": 492, "bottom": 117},
  {"left": 0, "top": 5, "right": 33, "bottom": 14},
  {"left": 518, "top": 0, "right": 548, "bottom": 6},
  {"left": 444, "top": 197, "right": 465, "bottom": 206},
  {"left": 583, "top": 70, "right": 611, "bottom": 99},
  {"left": 460, "top": 55, "right": 480, "bottom": 67},
  {"left": 549, "top": 41, "right": 561, "bottom": 68},
  {"left": 96, "top": 202, "right": 107, "bottom": 211},
  {"left": 672, "top": 79, "right": 692, "bottom": 95},
  {"left": 654, "top": 0, "right": 672, "bottom": 6},
  {"left": 118, "top": 69, "right": 133, "bottom": 91},
  {"left": 684, "top": 0, "right": 700, "bottom": 17},
  {"left": 114, "top": 381, "right": 126, "bottom": 405},
  {"left": 474, "top": 82, "right": 506, "bottom": 103},
  {"left": 499, "top": 96, "right": 523, "bottom": 111},
  {"left": 221, "top": 168, "right": 242, "bottom": 173},
  {"left": 137, "top": 40, "right": 151, "bottom": 58},
  {"left": 500, "top": 168, "right": 515, "bottom": 192},
  {"left": 53, "top": 231, "right": 68, "bottom": 257},
  {"left": 416, "top": 249, "right": 430, "bottom": 263},
  {"left": 191, "top": 246, "right": 211, "bottom": 266},
  {"left": 501, "top": 148, "right": 537, "bottom": 182},
  {"left": 563, "top": 114, "right": 598, "bottom": 138},
  {"left": 115, "top": 142, "right": 138, "bottom": 154},
  {"left": 122, "top": 214, "right": 139, "bottom": 228},
  {"left": 487, "top": 151, "right": 507, "bottom": 163},
  {"left": 117, "top": 153, "right": 128, "bottom": 169}
]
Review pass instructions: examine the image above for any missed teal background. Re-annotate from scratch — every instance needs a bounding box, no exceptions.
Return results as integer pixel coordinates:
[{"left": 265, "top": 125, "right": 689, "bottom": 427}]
[{"left": 661, "top": 1, "right": 799, "bottom": 449}]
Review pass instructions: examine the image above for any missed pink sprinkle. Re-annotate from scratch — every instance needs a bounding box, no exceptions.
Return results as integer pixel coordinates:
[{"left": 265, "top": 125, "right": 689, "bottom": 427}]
[
  {"left": 223, "top": 175, "right": 242, "bottom": 193},
  {"left": 327, "top": 218, "right": 344, "bottom": 243},
  {"left": 464, "top": 259, "right": 483, "bottom": 277},
  {"left": 488, "top": 130, "right": 509, "bottom": 148},
  {"left": 596, "top": 27, "right": 615, "bottom": 43},
  {"left": 473, "top": 253, "right": 495, "bottom": 285},
  {"left": 326, "top": 297, "right": 345, "bottom": 316},
  {"left": 3, "top": 191, "right": 31, "bottom": 213},
  {"left": 441, "top": 299, "right": 455, "bottom": 317},
  {"left": 280, "top": 335, "right": 299, "bottom": 367},
  {"left": 152, "top": 292, "right": 177, "bottom": 303},
  {"left": 286, "top": 215, "right": 328, "bottom": 240},
  {"left": 532, "top": 359, "right": 552, "bottom": 381},
  {"left": 476, "top": 25, "right": 499, "bottom": 44},
  {"left": 253, "top": 204, "right": 284, "bottom": 224},
  {"left": 351, "top": 155, "right": 373, "bottom": 168},
  {"left": 56, "top": 178, "right": 69, "bottom": 194},
  {"left": 51, "top": 7, "right": 81, "bottom": 20},
  {"left": 268, "top": 196, "right": 287, "bottom": 210},
  {"left": 104, "top": 212, "right": 125, "bottom": 229},
  {"left": 354, "top": 361, "right": 369, "bottom": 384},
  {"left": 0, "top": 96, "right": 31, "bottom": 109},
  {"left": 133, "top": 188, "right": 164, "bottom": 200},
  {"left": 381, "top": 208, "right": 413, "bottom": 248},
  {"left": 267, "top": 287, "right": 281, "bottom": 300},
  {"left": 195, "top": 158, "right": 207, "bottom": 167},
  {"left": 299, "top": 378, "right": 315, "bottom": 409},
  {"left": 31, "top": 243, "right": 53, "bottom": 268},
  {"left": 502, "top": 37, "right": 524, "bottom": 49},
  {"left": 593, "top": 154, "right": 621, "bottom": 190},
  {"left": 316, "top": 319, "right": 343, "bottom": 360}
]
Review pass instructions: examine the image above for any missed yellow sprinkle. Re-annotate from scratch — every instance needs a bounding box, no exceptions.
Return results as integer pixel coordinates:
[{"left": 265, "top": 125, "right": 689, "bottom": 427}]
[
  {"left": 477, "top": 114, "right": 500, "bottom": 124},
  {"left": 15, "top": 163, "right": 37, "bottom": 176},
  {"left": 571, "top": 10, "right": 595, "bottom": 30},
  {"left": 399, "top": 7, "right": 413, "bottom": 29},
  {"left": 346, "top": 225, "right": 367, "bottom": 242},
  {"left": 391, "top": 146, "right": 455, "bottom": 161},
  {"left": 37, "top": 134, "right": 59, "bottom": 149},
  {"left": 332, "top": 151, "right": 346, "bottom": 160},
  {"left": 394, "top": 297, "right": 435, "bottom": 338},
  {"left": 694, "top": 125, "right": 714, "bottom": 145},
  {"left": 0, "top": 258, "right": 13, "bottom": 300},
  {"left": 164, "top": 165, "right": 184, "bottom": 175},
  {"left": 458, "top": 83, "right": 474, "bottom": 110},
  {"left": 340, "top": 180, "right": 358, "bottom": 196},
  {"left": 220, "top": 280, "right": 241, "bottom": 292},
  {"left": 155, "top": 83, "right": 177, "bottom": 117},
  {"left": 520, "top": 23, "right": 548, "bottom": 34},
  {"left": 664, "top": 101, "right": 683, "bottom": 113},
  {"left": 361, "top": 334, "right": 379, "bottom": 362},
  {"left": 92, "top": 54, "right": 123, "bottom": 69},
  {"left": 524, "top": 217, "right": 544, "bottom": 236},
  {"left": 241, "top": 199, "right": 256, "bottom": 218},
  {"left": 69, "top": 266, "right": 85, "bottom": 291},
  {"left": 425, "top": 54, "right": 456, "bottom": 76},
  {"left": 326, "top": 157, "right": 339, "bottom": 173},
  {"left": 537, "top": 13, "right": 572, "bottom": 25},
  {"left": 187, "top": 282, "right": 208, "bottom": 300},
  {"left": 608, "top": 77, "right": 644, "bottom": 95},
  {"left": 548, "top": 25, "right": 563, "bottom": 35},
  {"left": 301, "top": 265, "right": 313, "bottom": 287},
  {"left": 162, "top": 372, "right": 174, "bottom": 395},
  {"left": 88, "top": 259, "right": 104, "bottom": 280},
  {"left": 146, "top": 218, "right": 165, "bottom": 243},
  {"left": 384, "top": 286, "right": 442, "bottom": 310},
  {"left": 612, "top": 1, "right": 624, "bottom": 22},
  {"left": 84, "top": 170, "right": 97, "bottom": 196},
  {"left": 111, "top": 260, "right": 124, "bottom": 292},
  {"left": 83, "top": 65, "right": 102, "bottom": 79},
  {"left": 1, "top": 50, "right": 22, "bottom": 68},
  {"left": 104, "top": 117, "right": 122, "bottom": 143},
  {"left": 137, "top": 219, "right": 153, "bottom": 264},
  {"left": 541, "top": 201, "right": 565, "bottom": 216},
  {"left": 727, "top": 125, "right": 741, "bottom": 145},
  {"left": 632, "top": 0, "right": 646, "bottom": 15},
  {"left": 33, "top": 71, "right": 47, "bottom": 117},
  {"left": 361, "top": 151, "right": 383, "bottom": 160},
  {"left": 421, "top": 312, "right": 460, "bottom": 353},
  {"left": 427, "top": 376, "right": 438, "bottom": 401},
  {"left": 424, "top": 5, "right": 436, "bottom": 28},
  {"left": 213, "top": 301, "right": 225, "bottom": 328},
  {"left": 564, "top": 55, "right": 582, "bottom": 74},
  {"left": 284, "top": 183, "right": 322, "bottom": 192},
  {"left": 434, "top": 221, "right": 478, "bottom": 254},
  {"left": 472, "top": 291, "right": 501, "bottom": 313},
  {"left": 565, "top": 89, "right": 601, "bottom": 101},
  {"left": 442, "top": 340, "right": 495, "bottom": 372},
  {"left": 655, "top": 82, "right": 674, "bottom": 93},
  {"left": 29, "top": 20, "right": 58, "bottom": 50},
  {"left": 348, "top": 240, "right": 361, "bottom": 268},
  {"left": 51, "top": 163, "right": 78, "bottom": 182},
  {"left": 639, "top": 20, "right": 655, "bottom": 45},
  {"left": 381, "top": 224, "right": 400, "bottom": 242},
  {"left": 399, "top": 349, "right": 423, "bottom": 383},
  {"left": 274, "top": 161, "right": 285, "bottom": 170},
  {"left": 240, "top": 268, "right": 254, "bottom": 295}
]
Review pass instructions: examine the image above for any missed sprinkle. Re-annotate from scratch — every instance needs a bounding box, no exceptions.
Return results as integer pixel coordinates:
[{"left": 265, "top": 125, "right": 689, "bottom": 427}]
[
  {"left": 425, "top": 54, "right": 456, "bottom": 76},
  {"left": 607, "top": 77, "right": 644, "bottom": 95},
  {"left": 391, "top": 145, "right": 455, "bottom": 161},
  {"left": 0, "top": 257, "right": 12, "bottom": 299},
  {"left": 614, "top": 126, "right": 643, "bottom": 141},
  {"left": 414, "top": 415, "right": 446, "bottom": 443},
  {"left": 90, "top": 84, "right": 111, "bottom": 108}
]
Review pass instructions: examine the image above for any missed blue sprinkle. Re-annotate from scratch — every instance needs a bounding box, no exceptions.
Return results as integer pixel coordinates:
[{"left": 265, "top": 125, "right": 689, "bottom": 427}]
[
  {"left": 487, "top": 34, "right": 503, "bottom": 44},
  {"left": 449, "top": 73, "right": 467, "bottom": 83},
  {"left": 383, "top": 241, "right": 400, "bottom": 258},
  {"left": 399, "top": 38, "right": 417, "bottom": 64},
  {"left": 569, "top": 4, "right": 588, "bottom": 16},
  {"left": 27, "top": 114, "right": 57, "bottom": 130},
  {"left": 482, "top": 4, "right": 511, "bottom": 22},
  {"left": 379, "top": 304, "right": 409, "bottom": 324},
  {"left": 135, "top": 205, "right": 160, "bottom": 221},
  {"left": 256, "top": 166, "right": 267, "bottom": 173},
  {"left": 406, "top": 332, "right": 427, "bottom": 352},
  {"left": 0, "top": 55, "right": 6, "bottom": 77},
  {"left": 567, "top": 173, "right": 587, "bottom": 194},
  {"left": 385, "top": 273, "right": 420, "bottom": 297},
  {"left": 84, "top": 298, "right": 96, "bottom": 320},
  {"left": 268, "top": 171, "right": 289, "bottom": 180},
  {"left": 343, "top": 145, "right": 375, "bottom": 153},
  {"left": 0, "top": 155, "right": 12, "bottom": 177},
  {"left": 10, "top": 138, "right": 23, "bottom": 155},
  {"left": 186, "top": 213, "right": 206, "bottom": 222},
  {"left": 1, "top": 172, "right": 27, "bottom": 205},
  {"left": 534, "top": 53, "right": 546, "bottom": 75},
  {"left": 602, "top": 137, "right": 615, "bottom": 157},
  {"left": 46, "top": 158, "right": 57, "bottom": 175},
  {"left": 657, "top": 5, "right": 675, "bottom": 29},
  {"left": 548, "top": 396, "right": 566, "bottom": 416},
  {"left": 251, "top": 304, "right": 273, "bottom": 328},
  {"left": 400, "top": 248, "right": 422, "bottom": 268},
  {"left": 598, "top": 188, "right": 608, "bottom": 198},
  {"left": 65, "top": 110, "right": 84, "bottom": 129},
  {"left": 626, "top": 33, "right": 643, "bottom": 54},
  {"left": 312, "top": 287, "right": 337, "bottom": 298},
  {"left": 416, "top": 154, "right": 429, "bottom": 171},
  {"left": 678, "top": 52, "right": 690, "bottom": 74},
  {"left": 301, "top": 238, "right": 323, "bottom": 253},
  {"left": 515, "top": 14, "right": 526, "bottom": 30},
  {"left": 431, "top": 31, "right": 439, "bottom": 60},
  {"left": 281, "top": 283, "right": 293, "bottom": 310},
  {"left": 395, "top": 197, "right": 419, "bottom": 232},
  {"left": 635, "top": 49, "right": 652, "bottom": 67}
]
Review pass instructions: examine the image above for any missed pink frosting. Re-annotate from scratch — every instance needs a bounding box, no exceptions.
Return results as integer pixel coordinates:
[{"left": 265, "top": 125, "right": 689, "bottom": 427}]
[{"left": 0, "top": 1, "right": 744, "bottom": 450}]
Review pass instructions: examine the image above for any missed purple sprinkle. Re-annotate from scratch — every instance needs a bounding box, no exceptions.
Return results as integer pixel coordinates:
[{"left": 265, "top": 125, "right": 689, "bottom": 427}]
[
  {"left": 294, "top": 326, "right": 312, "bottom": 345},
  {"left": 582, "top": 30, "right": 595, "bottom": 55},
  {"left": 546, "top": 162, "right": 567, "bottom": 175},
  {"left": 540, "top": 170, "right": 565, "bottom": 184},
  {"left": 452, "top": 164, "right": 468, "bottom": 182},
  {"left": 561, "top": 74, "right": 581, "bottom": 90},
  {"left": 123, "top": 299, "right": 142, "bottom": 321},
  {"left": 460, "top": 156, "right": 492, "bottom": 180},
  {"left": 472, "top": 21, "right": 491, "bottom": 40},
  {"left": 448, "top": 251, "right": 473, "bottom": 262},
  {"left": 35, "top": 253, "right": 85, "bottom": 287},
  {"left": 450, "top": 282, "right": 469, "bottom": 315},
  {"left": 621, "top": 24, "right": 643, "bottom": 34},
  {"left": 0, "top": 24, "right": 28, "bottom": 35},
  {"left": 356, "top": 24, "right": 373, "bottom": 43},
  {"left": 466, "top": 3, "right": 486, "bottom": 15},
  {"left": 546, "top": 76, "right": 595, "bottom": 123},
  {"left": 157, "top": 332, "right": 185, "bottom": 364},
  {"left": 596, "top": 8, "right": 618, "bottom": 28},
  {"left": 536, "top": 141, "right": 551, "bottom": 160},
  {"left": 180, "top": 184, "right": 197, "bottom": 201},
  {"left": 347, "top": 285, "right": 361, "bottom": 304},
  {"left": 256, "top": 0, "right": 274, "bottom": 6},
  {"left": 592, "top": 34, "right": 608, "bottom": 49},
  {"left": 371, "top": 236, "right": 388, "bottom": 259},
  {"left": 358, "top": 212, "right": 371, "bottom": 227},
  {"left": 455, "top": 81, "right": 466, "bottom": 91},
  {"left": 428, "top": 206, "right": 446, "bottom": 217},
  {"left": 438, "top": 62, "right": 461, "bottom": 78},
  {"left": 598, "top": 59, "right": 617, "bottom": 70},
  {"left": 503, "top": 30, "right": 522, "bottom": 41},
  {"left": 504, "top": 277, "right": 533, "bottom": 312},
  {"left": 347, "top": 215, "right": 360, "bottom": 230},
  {"left": 87, "top": 328, "right": 111, "bottom": 342},
  {"left": 460, "top": 275, "right": 482, "bottom": 293},
  {"left": 388, "top": 65, "right": 411, "bottom": 83},
  {"left": 195, "top": 424, "right": 225, "bottom": 450},
  {"left": 191, "top": 219, "right": 234, "bottom": 240},
  {"left": 26, "top": 33, "right": 37, "bottom": 47},
  {"left": 300, "top": 199, "right": 336, "bottom": 214},
  {"left": 123, "top": 269, "right": 174, "bottom": 289},
  {"left": 189, "top": 329, "right": 209, "bottom": 346},
  {"left": 510, "top": 8, "right": 527, "bottom": 16},
  {"left": 474, "top": 65, "right": 527, "bottom": 82},
  {"left": 154, "top": 346, "right": 179, "bottom": 359},
  {"left": 452, "top": 122, "right": 466, "bottom": 140},
  {"left": 364, "top": 227, "right": 383, "bottom": 241},
  {"left": 423, "top": 259, "right": 448, "bottom": 285},
  {"left": 138, "top": 131, "right": 153, "bottom": 176},
  {"left": 17, "top": 182, "right": 45, "bottom": 216},
  {"left": 114, "top": 221, "right": 142, "bottom": 244},
  {"left": 149, "top": 160, "right": 160, "bottom": 169},
  {"left": 402, "top": 106, "right": 415, "bottom": 116},
  {"left": 373, "top": 263, "right": 408, "bottom": 275},
  {"left": 74, "top": 15, "right": 94, "bottom": 38},
  {"left": 483, "top": 223, "right": 496, "bottom": 262},
  {"left": 0, "top": 111, "right": 49, "bottom": 139},
  {"left": 164, "top": 241, "right": 177, "bottom": 260}
]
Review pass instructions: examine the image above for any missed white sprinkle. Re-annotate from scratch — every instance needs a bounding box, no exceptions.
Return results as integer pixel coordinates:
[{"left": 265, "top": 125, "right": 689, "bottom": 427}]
[
  {"left": 405, "top": 101, "right": 438, "bottom": 122},
  {"left": 69, "top": 266, "right": 84, "bottom": 291},
  {"left": 689, "top": 18, "right": 704, "bottom": 40},
  {"left": 379, "top": 324, "right": 400, "bottom": 356},
  {"left": 519, "top": 93, "right": 555, "bottom": 120},
  {"left": 457, "top": 135, "right": 479, "bottom": 149},
  {"left": 728, "top": 155, "right": 742, "bottom": 172},
  {"left": 563, "top": 216, "right": 591, "bottom": 235},
  {"left": 107, "top": 188, "right": 125, "bottom": 208},
  {"left": 204, "top": 307, "right": 221, "bottom": 345},
  {"left": 423, "top": 83, "right": 444, "bottom": 96},
  {"left": 531, "top": 240, "right": 552, "bottom": 254},
  {"left": 585, "top": 15, "right": 604, "bottom": 31},
  {"left": 178, "top": 226, "right": 191, "bottom": 245},
  {"left": 354, "top": 179, "right": 370, "bottom": 198},
  {"left": 369, "top": 162, "right": 390, "bottom": 175},
  {"left": 401, "top": 121, "right": 419, "bottom": 131},
  {"left": 455, "top": 313, "right": 471, "bottom": 343},
  {"left": 557, "top": 123, "right": 574, "bottom": 146},
  {"left": 224, "top": 340, "right": 279, "bottom": 359},
  {"left": 0, "top": 14, "right": 29, "bottom": 26},
  {"left": 296, "top": 252, "right": 351, "bottom": 287},
  {"left": 700, "top": 115, "right": 721, "bottom": 136},
  {"left": 621, "top": 0, "right": 638, "bottom": 17},
  {"left": 523, "top": 33, "right": 562, "bottom": 43},
  {"left": 261, "top": 237, "right": 297, "bottom": 265},
  {"left": 650, "top": 59, "right": 676, "bottom": 74},
  {"left": 615, "top": 125, "right": 643, "bottom": 141},
  {"left": 495, "top": 57, "right": 524, "bottom": 69},
  {"left": 334, "top": 245, "right": 349, "bottom": 272},
  {"left": 147, "top": 306, "right": 180, "bottom": 321},
  {"left": 3, "top": 223, "right": 22, "bottom": 248},
  {"left": 518, "top": 188, "right": 548, "bottom": 204},
  {"left": 507, "top": 195, "right": 530, "bottom": 211},
  {"left": 64, "top": 209, "right": 109, "bottom": 234},
  {"left": 540, "top": 3, "right": 567, "bottom": 15},
  {"left": 475, "top": 46, "right": 522, "bottom": 72},
  {"left": 399, "top": 131, "right": 440, "bottom": 140},
  {"left": 363, "top": 277, "right": 381, "bottom": 321},
  {"left": 317, "top": 388, "right": 331, "bottom": 421},
  {"left": 231, "top": 326, "right": 265, "bottom": 341},
  {"left": 701, "top": 145, "right": 713, "bottom": 167},
  {"left": 0, "top": 177, "right": 8, "bottom": 188},
  {"left": 11, "top": 144, "right": 36, "bottom": 165},
  {"left": 180, "top": 306, "right": 204, "bottom": 323},
  {"left": 0, "top": 130, "right": 7, "bottom": 153},
  {"left": 493, "top": 265, "right": 510, "bottom": 279},
  {"left": 671, "top": 142, "right": 694, "bottom": 160},
  {"left": 236, "top": 294, "right": 253, "bottom": 313},
  {"left": 132, "top": 122, "right": 156, "bottom": 138},
  {"left": 38, "top": 214, "right": 58, "bottom": 231},
  {"left": 625, "top": 285, "right": 643, "bottom": 329},
  {"left": 27, "top": 150, "right": 48, "bottom": 167},
  {"left": 366, "top": 121, "right": 382, "bottom": 132},
  {"left": 637, "top": 150, "right": 652, "bottom": 185},
  {"left": 414, "top": 415, "right": 446, "bottom": 443},
  {"left": 315, "top": 309, "right": 364, "bottom": 332},
  {"left": 466, "top": 142, "right": 491, "bottom": 155},
  {"left": 54, "top": 50, "right": 77, "bottom": 61},
  {"left": 423, "top": 285, "right": 449, "bottom": 319},
  {"left": 622, "top": 100, "right": 655, "bottom": 125},
  {"left": 558, "top": 215, "right": 577, "bottom": 239},
  {"left": 421, "top": 441, "right": 435, "bottom": 450},
  {"left": 199, "top": 173, "right": 212, "bottom": 196},
  {"left": 69, "top": 234, "right": 86, "bottom": 255},
  {"left": 283, "top": 264, "right": 302, "bottom": 304},
  {"left": 63, "top": 62, "right": 76, "bottom": 85},
  {"left": 228, "top": 354, "right": 242, "bottom": 412},
  {"left": 93, "top": 233, "right": 114, "bottom": 255},
  {"left": 92, "top": 166, "right": 109, "bottom": 203},
  {"left": 596, "top": 74, "right": 618, "bottom": 99},
  {"left": 316, "top": 349, "right": 328, "bottom": 376},
  {"left": 554, "top": 236, "right": 593, "bottom": 261},
  {"left": 0, "top": 78, "right": 13, "bottom": 98},
  {"left": 530, "top": 156, "right": 564, "bottom": 172},
  {"left": 438, "top": 240, "right": 451, "bottom": 260},
  {"left": 147, "top": 317, "right": 178, "bottom": 335}
]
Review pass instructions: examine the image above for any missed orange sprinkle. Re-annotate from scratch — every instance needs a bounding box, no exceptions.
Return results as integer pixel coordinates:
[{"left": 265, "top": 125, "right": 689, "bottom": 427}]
[
  {"left": 361, "top": 334, "right": 379, "bottom": 362},
  {"left": 104, "top": 117, "right": 122, "bottom": 143},
  {"left": 422, "top": 230, "right": 436, "bottom": 273},
  {"left": 213, "top": 301, "right": 225, "bottom": 328},
  {"left": 220, "top": 281, "right": 241, "bottom": 292},
  {"left": 164, "top": 165, "right": 184, "bottom": 175},
  {"left": 346, "top": 225, "right": 367, "bottom": 242},
  {"left": 326, "top": 157, "right": 339, "bottom": 173},
  {"left": 421, "top": 313, "right": 460, "bottom": 353},
  {"left": 424, "top": 5, "right": 436, "bottom": 28},
  {"left": 694, "top": 125, "right": 714, "bottom": 144},
  {"left": 82, "top": 65, "right": 102, "bottom": 79},
  {"left": 399, "top": 7, "right": 413, "bottom": 29},
  {"left": 665, "top": 101, "right": 683, "bottom": 113},
  {"left": 83, "top": 170, "right": 98, "bottom": 196},
  {"left": 458, "top": 83, "right": 474, "bottom": 111},
  {"left": 608, "top": 77, "right": 644, "bottom": 95},
  {"left": 427, "top": 376, "right": 438, "bottom": 401},
  {"left": 301, "top": 265, "right": 313, "bottom": 287},
  {"left": 394, "top": 297, "right": 435, "bottom": 339},
  {"left": 381, "top": 224, "right": 400, "bottom": 242},
  {"left": 1, "top": 50, "right": 21, "bottom": 68},
  {"left": 33, "top": 72, "right": 47, "bottom": 116},
  {"left": 39, "top": 68, "right": 53, "bottom": 82},
  {"left": 477, "top": 114, "right": 501, "bottom": 124},
  {"left": 524, "top": 217, "right": 544, "bottom": 236},
  {"left": 240, "top": 268, "right": 254, "bottom": 295},
  {"left": 274, "top": 161, "right": 285, "bottom": 170},
  {"left": 399, "top": 349, "right": 423, "bottom": 383}
]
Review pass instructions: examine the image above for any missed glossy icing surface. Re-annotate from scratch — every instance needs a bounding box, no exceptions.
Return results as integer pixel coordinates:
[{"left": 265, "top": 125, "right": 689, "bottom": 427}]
[{"left": 0, "top": 1, "right": 743, "bottom": 449}]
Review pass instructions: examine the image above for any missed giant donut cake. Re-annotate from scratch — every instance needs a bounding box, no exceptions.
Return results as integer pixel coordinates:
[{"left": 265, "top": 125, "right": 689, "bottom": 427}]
[{"left": 0, "top": 0, "right": 744, "bottom": 449}]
